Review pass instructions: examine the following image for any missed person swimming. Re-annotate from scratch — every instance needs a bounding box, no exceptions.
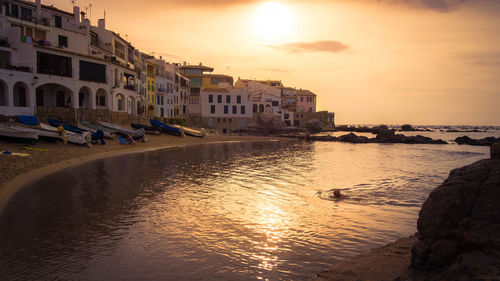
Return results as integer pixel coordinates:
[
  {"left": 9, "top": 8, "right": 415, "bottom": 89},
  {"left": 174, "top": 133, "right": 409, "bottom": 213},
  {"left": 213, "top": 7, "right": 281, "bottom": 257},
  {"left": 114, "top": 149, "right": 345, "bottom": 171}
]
[{"left": 333, "top": 189, "right": 347, "bottom": 200}]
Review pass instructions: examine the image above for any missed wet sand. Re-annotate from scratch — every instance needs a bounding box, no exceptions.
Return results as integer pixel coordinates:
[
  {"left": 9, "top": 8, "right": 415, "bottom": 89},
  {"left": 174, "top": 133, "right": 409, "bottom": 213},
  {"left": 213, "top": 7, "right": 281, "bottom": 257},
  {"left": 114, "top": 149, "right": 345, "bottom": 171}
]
[{"left": 0, "top": 133, "right": 287, "bottom": 215}]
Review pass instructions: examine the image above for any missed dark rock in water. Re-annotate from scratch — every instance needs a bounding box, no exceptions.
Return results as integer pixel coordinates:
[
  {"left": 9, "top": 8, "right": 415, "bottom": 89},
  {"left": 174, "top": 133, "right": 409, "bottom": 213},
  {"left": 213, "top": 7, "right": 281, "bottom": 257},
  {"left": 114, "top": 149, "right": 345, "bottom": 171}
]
[
  {"left": 455, "top": 136, "right": 500, "bottom": 146},
  {"left": 492, "top": 143, "right": 500, "bottom": 159},
  {"left": 411, "top": 157, "right": 500, "bottom": 278},
  {"left": 401, "top": 124, "right": 413, "bottom": 131},
  {"left": 338, "top": 132, "right": 370, "bottom": 143}
]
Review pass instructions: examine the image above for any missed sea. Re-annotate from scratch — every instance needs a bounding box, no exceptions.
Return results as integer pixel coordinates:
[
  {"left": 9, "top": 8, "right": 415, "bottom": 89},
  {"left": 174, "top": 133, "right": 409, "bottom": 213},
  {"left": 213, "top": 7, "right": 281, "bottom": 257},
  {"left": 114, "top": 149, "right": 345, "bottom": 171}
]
[{"left": 1, "top": 127, "right": 499, "bottom": 281}]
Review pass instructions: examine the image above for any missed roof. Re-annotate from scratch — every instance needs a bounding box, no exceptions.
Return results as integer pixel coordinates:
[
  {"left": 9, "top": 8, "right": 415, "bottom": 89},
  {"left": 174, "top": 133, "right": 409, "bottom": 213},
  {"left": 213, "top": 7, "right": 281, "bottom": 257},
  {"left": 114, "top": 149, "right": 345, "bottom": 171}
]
[
  {"left": 179, "top": 64, "right": 214, "bottom": 72},
  {"left": 296, "top": 89, "right": 317, "bottom": 96},
  {"left": 237, "top": 78, "right": 282, "bottom": 87}
]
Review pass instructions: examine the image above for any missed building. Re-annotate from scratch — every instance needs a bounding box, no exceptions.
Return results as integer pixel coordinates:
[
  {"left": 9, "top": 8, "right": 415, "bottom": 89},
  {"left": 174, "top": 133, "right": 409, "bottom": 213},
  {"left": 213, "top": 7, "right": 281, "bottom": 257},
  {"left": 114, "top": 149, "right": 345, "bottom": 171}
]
[
  {"left": 296, "top": 89, "right": 316, "bottom": 113},
  {"left": 0, "top": 0, "right": 142, "bottom": 123},
  {"left": 179, "top": 63, "right": 233, "bottom": 117},
  {"left": 200, "top": 87, "right": 252, "bottom": 132}
]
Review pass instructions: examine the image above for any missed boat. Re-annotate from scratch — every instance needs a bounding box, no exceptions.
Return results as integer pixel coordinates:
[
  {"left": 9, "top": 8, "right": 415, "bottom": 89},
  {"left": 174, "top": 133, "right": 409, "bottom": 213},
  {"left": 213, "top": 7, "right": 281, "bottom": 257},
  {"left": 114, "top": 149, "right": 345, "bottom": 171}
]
[
  {"left": 47, "top": 118, "right": 87, "bottom": 134},
  {"left": 0, "top": 124, "right": 39, "bottom": 144},
  {"left": 79, "top": 122, "right": 115, "bottom": 139},
  {"left": 131, "top": 123, "right": 161, "bottom": 135},
  {"left": 40, "top": 123, "right": 91, "bottom": 146},
  {"left": 174, "top": 125, "right": 207, "bottom": 138},
  {"left": 149, "top": 119, "right": 184, "bottom": 137},
  {"left": 97, "top": 121, "right": 145, "bottom": 140}
]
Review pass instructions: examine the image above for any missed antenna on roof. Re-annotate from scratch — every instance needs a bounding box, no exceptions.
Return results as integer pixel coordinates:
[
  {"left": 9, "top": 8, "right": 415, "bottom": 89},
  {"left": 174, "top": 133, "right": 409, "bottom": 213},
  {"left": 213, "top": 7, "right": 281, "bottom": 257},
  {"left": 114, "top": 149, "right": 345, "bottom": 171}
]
[
  {"left": 104, "top": 10, "right": 106, "bottom": 20},
  {"left": 89, "top": 3, "right": 92, "bottom": 22}
]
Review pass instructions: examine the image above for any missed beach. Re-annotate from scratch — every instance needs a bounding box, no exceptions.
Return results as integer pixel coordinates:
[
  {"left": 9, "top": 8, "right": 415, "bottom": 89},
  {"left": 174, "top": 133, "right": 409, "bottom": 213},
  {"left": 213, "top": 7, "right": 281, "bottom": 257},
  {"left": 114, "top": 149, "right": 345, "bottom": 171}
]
[{"left": 0, "top": 134, "right": 286, "bottom": 215}]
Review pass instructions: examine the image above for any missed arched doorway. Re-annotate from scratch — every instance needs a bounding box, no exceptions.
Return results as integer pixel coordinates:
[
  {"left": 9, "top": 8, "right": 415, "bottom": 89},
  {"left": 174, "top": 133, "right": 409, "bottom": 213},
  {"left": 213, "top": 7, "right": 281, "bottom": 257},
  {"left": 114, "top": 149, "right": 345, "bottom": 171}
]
[
  {"left": 13, "top": 82, "right": 29, "bottom": 107},
  {"left": 127, "top": 96, "right": 136, "bottom": 116},
  {"left": 115, "top": 93, "right": 125, "bottom": 111},
  {"left": 253, "top": 104, "right": 257, "bottom": 113},
  {"left": 78, "top": 86, "right": 92, "bottom": 109},
  {"left": 259, "top": 104, "right": 264, "bottom": 113},
  {"left": 36, "top": 83, "right": 73, "bottom": 107},
  {"left": 0, "top": 80, "right": 8, "bottom": 106},
  {"left": 265, "top": 104, "right": 271, "bottom": 113},
  {"left": 96, "top": 88, "right": 107, "bottom": 108}
]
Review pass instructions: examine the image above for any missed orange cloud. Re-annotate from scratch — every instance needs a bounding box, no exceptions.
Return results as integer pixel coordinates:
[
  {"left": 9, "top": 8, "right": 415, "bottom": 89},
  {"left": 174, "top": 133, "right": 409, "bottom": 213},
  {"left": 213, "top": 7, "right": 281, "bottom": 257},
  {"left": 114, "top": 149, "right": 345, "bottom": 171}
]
[{"left": 264, "top": 41, "right": 348, "bottom": 54}]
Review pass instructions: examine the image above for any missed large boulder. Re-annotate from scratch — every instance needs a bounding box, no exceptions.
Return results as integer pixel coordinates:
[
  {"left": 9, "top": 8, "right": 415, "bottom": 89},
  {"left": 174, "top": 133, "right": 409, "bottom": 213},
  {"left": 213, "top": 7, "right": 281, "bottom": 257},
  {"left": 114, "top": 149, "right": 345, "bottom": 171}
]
[{"left": 411, "top": 157, "right": 500, "bottom": 276}]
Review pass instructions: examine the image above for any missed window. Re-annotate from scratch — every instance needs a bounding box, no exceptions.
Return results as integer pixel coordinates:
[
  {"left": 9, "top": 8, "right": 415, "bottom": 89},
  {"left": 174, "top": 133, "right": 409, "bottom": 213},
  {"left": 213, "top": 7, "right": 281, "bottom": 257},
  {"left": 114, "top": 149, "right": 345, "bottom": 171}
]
[
  {"left": 241, "top": 106, "right": 246, "bottom": 114},
  {"left": 208, "top": 94, "right": 213, "bottom": 103},
  {"left": 232, "top": 105, "right": 237, "bottom": 114},
  {"left": 272, "top": 101, "right": 279, "bottom": 107},
  {"left": 300, "top": 97, "right": 303, "bottom": 102},
  {"left": 224, "top": 105, "right": 228, "bottom": 114},
  {"left": 54, "top": 15, "right": 62, "bottom": 28},
  {"left": 237, "top": 95, "right": 241, "bottom": 104},
  {"left": 217, "top": 95, "right": 222, "bottom": 103},
  {"left": 11, "top": 4, "right": 19, "bottom": 18},
  {"left": 226, "top": 95, "right": 230, "bottom": 104},
  {"left": 20, "top": 7, "right": 32, "bottom": 21},
  {"left": 3, "top": 2, "right": 9, "bottom": 16},
  {"left": 210, "top": 105, "right": 215, "bottom": 114},
  {"left": 90, "top": 32, "right": 98, "bottom": 47},
  {"left": 34, "top": 29, "right": 46, "bottom": 40},
  {"left": 114, "top": 40, "right": 125, "bottom": 60},
  {"left": 58, "top": 35, "right": 68, "bottom": 48},
  {"left": 37, "top": 52, "right": 72, "bottom": 77},
  {"left": 79, "top": 60, "right": 106, "bottom": 83}
]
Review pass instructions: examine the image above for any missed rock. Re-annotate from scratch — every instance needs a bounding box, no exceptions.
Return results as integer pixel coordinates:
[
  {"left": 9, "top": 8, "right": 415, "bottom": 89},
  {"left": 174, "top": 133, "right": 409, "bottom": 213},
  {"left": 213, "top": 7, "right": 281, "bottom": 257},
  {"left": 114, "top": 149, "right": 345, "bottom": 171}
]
[
  {"left": 411, "top": 157, "right": 500, "bottom": 277},
  {"left": 492, "top": 142, "right": 500, "bottom": 159},
  {"left": 455, "top": 136, "right": 500, "bottom": 146},
  {"left": 401, "top": 124, "right": 413, "bottom": 131}
]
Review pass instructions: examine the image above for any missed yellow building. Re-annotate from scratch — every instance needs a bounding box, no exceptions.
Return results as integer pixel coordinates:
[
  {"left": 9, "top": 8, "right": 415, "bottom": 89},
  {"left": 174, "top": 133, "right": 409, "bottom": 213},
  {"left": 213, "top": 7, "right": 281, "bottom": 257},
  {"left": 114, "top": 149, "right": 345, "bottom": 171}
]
[
  {"left": 179, "top": 63, "right": 233, "bottom": 115},
  {"left": 146, "top": 61, "right": 156, "bottom": 117}
]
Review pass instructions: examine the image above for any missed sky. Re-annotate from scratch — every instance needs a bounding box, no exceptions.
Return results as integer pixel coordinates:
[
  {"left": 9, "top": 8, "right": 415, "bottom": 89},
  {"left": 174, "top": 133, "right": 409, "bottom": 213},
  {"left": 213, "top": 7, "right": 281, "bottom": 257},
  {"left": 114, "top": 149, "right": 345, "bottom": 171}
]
[{"left": 46, "top": 0, "right": 500, "bottom": 125}]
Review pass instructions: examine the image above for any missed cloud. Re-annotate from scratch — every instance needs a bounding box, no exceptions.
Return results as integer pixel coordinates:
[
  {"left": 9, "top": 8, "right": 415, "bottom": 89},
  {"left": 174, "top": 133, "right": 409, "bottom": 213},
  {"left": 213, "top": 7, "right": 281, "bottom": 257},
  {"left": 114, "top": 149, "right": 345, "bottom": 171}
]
[
  {"left": 462, "top": 52, "right": 500, "bottom": 66},
  {"left": 264, "top": 41, "right": 348, "bottom": 54},
  {"left": 379, "top": 0, "right": 470, "bottom": 12}
]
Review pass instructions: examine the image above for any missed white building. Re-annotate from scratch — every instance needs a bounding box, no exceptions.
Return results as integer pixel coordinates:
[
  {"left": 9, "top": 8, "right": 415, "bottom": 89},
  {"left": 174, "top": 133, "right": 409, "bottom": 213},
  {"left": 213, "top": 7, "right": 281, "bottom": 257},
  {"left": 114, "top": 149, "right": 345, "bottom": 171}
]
[
  {"left": 200, "top": 87, "right": 252, "bottom": 131},
  {"left": 0, "top": 0, "right": 141, "bottom": 122}
]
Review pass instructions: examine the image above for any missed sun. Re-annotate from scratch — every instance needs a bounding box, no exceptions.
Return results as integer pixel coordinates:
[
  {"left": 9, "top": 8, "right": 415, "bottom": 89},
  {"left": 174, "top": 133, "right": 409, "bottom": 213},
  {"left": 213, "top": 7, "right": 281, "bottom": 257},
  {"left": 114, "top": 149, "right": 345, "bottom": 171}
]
[{"left": 253, "top": 2, "right": 293, "bottom": 42}]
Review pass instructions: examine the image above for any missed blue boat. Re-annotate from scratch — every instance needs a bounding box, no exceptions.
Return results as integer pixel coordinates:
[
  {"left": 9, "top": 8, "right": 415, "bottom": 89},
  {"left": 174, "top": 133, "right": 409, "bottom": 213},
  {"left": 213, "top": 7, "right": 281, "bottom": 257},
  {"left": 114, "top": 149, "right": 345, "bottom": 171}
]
[
  {"left": 47, "top": 118, "right": 87, "bottom": 134},
  {"left": 131, "top": 123, "right": 160, "bottom": 135},
  {"left": 149, "top": 119, "right": 184, "bottom": 137}
]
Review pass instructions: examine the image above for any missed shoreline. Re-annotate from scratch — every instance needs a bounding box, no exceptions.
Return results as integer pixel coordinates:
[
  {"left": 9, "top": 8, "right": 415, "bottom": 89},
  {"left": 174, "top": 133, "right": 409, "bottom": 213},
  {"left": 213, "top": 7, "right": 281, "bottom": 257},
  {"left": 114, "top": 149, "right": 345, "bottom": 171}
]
[{"left": 0, "top": 134, "right": 289, "bottom": 215}]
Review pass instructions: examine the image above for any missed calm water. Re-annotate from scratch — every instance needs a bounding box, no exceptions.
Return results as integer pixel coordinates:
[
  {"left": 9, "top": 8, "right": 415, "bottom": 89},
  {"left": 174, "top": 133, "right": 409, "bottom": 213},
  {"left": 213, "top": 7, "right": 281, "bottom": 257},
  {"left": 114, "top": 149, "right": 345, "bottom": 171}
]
[{"left": 0, "top": 139, "right": 490, "bottom": 280}]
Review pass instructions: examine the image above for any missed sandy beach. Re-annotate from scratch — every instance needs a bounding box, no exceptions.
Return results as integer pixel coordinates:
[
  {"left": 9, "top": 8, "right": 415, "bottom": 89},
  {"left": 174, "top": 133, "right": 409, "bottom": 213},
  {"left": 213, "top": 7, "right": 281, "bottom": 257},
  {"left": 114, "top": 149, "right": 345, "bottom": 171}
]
[{"left": 0, "top": 134, "right": 287, "bottom": 215}]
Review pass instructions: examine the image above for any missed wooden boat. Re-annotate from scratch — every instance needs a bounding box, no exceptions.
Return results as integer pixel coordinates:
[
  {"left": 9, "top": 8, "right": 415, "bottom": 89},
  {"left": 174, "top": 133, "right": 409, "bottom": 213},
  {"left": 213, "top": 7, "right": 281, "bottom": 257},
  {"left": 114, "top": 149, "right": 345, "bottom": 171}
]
[
  {"left": 40, "top": 123, "right": 91, "bottom": 146},
  {"left": 97, "top": 121, "right": 145, "bottom": 139},
  {"left": 80, "top": 121, "right": 117, "bottom": 134},
  {"left": 131, "top": 123, "right": 161, "bottom": 135},
  {"left": 149, "top": 119, "right": 184, "bottom": 137},
  {"left": 174, "top": 125, "right": 207, "bottom": 138},
  {"left": 79, "top": 122, "right": 115, "bottom": 139},
  {"left": 0, "top": 124, "right": 38, "bottom": 143}
]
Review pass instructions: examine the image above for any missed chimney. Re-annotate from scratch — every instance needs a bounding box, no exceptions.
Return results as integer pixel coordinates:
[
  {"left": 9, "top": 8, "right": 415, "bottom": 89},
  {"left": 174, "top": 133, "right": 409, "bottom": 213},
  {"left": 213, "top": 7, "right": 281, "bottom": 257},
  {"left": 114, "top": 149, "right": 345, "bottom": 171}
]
[
  {"left": 73, "top": 6, "right": 80, "bottom": 24},
  {"left": 80, "top": 11, "right": 86, "bottom": 23},
  {"left": 35, "top": 0, "right": 42, "bottom": 20},
  {"left": 98, "top": 18, "right": 105, "bottom": 30}
]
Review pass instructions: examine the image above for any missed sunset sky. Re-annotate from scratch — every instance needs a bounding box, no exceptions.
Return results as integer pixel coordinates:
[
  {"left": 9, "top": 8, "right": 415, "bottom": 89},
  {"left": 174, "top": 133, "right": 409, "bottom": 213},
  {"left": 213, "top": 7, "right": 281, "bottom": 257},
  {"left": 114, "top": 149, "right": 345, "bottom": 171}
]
[{"left": 47, "top": 0, "right": 500, "bottom": 125}]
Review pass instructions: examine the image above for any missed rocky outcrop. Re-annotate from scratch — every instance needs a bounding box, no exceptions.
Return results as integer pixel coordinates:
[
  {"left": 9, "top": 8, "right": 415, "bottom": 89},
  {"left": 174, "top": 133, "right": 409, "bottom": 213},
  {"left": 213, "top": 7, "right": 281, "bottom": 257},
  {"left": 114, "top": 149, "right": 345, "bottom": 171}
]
[
  {"left": 312, "top": 145, "right": 500, "bottom": 281},
  {"left": 455, "top": 135, "right": 500, "bottom": 146},
  {"left": 410, "top": 155, "right": 500, "bottom": 278},
  {"left": 304, "top": 131, "right": 447, "bottom": 144}
]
